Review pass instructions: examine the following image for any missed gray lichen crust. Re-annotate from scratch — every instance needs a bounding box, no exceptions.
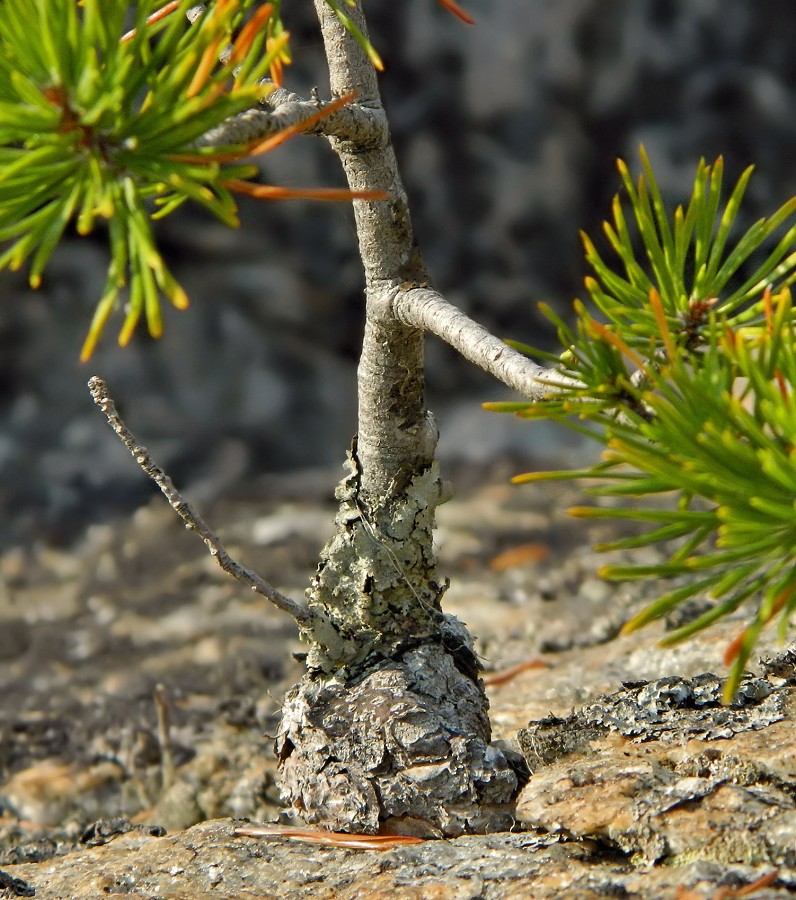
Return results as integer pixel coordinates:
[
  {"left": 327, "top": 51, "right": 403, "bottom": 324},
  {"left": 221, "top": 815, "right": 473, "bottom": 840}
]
[
  {"left": 301, "top": 452, "right": 448, "bottom": 674},
  {"left": 518, "top": 672, "right": 787, "bottom": 772}
]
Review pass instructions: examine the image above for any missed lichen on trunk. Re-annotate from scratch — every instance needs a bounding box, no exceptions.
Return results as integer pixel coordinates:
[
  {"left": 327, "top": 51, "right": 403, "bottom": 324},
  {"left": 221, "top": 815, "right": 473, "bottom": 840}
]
[
  {"left": 302, "top": 448, "right": 447, "bottom": 675},
  {"left": 277, "top": 437, "right": 521, "bottom": 835}
]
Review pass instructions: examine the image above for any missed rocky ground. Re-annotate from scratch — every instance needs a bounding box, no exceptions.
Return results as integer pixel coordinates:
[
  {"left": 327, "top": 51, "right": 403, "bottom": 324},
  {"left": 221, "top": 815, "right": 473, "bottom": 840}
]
[{"left": 1, "top": 460, "right": 794, "bottom": 899}]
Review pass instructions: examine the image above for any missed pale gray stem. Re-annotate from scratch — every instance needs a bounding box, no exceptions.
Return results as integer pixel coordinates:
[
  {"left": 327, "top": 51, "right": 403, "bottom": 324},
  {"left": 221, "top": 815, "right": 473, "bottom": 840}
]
[
  {"left": 313, "top": 0, "right": 434, "bottom": 503},
  {"left": 392, "top": 286, "right": 575, "bottom": 399},
  {"left": 87, "top": 376, "right": 312, "bottom": 626},
  {"left": 275, "top": 0, "right": 521, "bottom": 837}
]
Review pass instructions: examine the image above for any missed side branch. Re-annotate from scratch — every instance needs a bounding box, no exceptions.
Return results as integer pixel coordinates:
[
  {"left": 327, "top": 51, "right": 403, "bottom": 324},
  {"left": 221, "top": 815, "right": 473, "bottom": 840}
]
[
  {"left": 392, "top": 287, "right": 573, "bottom": 399},
  {"left": 87, "top": 377, "right": 312, "bottom": 626},
  {"left": 197, "top": 86, "right": 388, "bottom": 151}
]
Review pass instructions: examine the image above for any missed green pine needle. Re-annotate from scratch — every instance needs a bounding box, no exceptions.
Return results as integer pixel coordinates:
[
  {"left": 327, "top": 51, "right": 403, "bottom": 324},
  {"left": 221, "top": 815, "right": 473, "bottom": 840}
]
[
  {"left": 0, "top": 0, "right": 282, "bottom": 359},
  {"left": 494, "top": 152, "right": 796, "bottom": 700}
]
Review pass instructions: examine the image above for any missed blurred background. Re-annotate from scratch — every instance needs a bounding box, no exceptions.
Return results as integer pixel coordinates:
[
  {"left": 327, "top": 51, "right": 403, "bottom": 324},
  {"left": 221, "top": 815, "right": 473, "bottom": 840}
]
[{"left": 2, "top": 0, "right": 796, "bottom": 546}]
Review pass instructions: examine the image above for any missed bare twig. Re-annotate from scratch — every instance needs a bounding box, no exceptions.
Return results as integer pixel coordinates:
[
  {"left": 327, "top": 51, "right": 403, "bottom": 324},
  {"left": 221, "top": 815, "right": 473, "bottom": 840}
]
[
  {"left": 153, "top": 684, "right": 175, "bottom": 793},
  {"left": 87, "top": 376, "right": 312, "bottom": 626}
]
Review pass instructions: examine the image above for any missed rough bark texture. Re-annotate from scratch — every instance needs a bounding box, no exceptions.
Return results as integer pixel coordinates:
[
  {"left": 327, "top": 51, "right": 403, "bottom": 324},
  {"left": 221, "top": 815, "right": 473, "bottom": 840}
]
[
  {"left": 275, "top": 1, "right": 519, "bottom": 835},
  {"left": 277, "top": 642, "right": 518, "bottom": 837},
  {"left": 197, "top": 85, "right": 389, "bottom": 150}
]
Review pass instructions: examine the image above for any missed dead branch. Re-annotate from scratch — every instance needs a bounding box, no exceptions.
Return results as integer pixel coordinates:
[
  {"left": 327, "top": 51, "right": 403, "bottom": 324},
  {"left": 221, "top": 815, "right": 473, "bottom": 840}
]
[
  {"left": 87, "top": 376, "right": 312, "bottom": 626},
  {"left": 153, "top": 684, "right": 175, "bottom": 793}
]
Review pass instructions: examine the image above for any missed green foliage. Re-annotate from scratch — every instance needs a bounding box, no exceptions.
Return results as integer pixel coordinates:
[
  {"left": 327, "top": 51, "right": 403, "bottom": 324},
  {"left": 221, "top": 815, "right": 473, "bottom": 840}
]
[
  {"left": 488, "top": 151, "right": 796, "bottom": 700},
  {"left": 0, "top": 0, "right": 469, "bottom": 359},
  {"left": 0, "top": 0, "right": 293, "bottom": 359}
]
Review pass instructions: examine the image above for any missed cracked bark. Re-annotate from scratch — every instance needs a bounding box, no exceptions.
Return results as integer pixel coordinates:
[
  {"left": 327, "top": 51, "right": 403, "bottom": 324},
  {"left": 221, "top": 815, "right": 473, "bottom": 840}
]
[{"left": 273, "top": 1, "right": 521, "bottom": 835}]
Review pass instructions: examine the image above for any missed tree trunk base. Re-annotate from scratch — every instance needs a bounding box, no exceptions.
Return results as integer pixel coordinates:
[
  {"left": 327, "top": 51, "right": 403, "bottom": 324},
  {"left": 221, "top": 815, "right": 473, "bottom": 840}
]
[{"left": 275, "top": 637, "right": 520, "bottom": 837}]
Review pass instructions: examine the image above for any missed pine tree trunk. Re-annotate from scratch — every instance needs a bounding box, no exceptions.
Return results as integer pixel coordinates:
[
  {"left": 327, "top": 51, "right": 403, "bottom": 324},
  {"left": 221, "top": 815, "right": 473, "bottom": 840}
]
[{"left": 273, "top": 1, "right": 520, "bottom": 836}]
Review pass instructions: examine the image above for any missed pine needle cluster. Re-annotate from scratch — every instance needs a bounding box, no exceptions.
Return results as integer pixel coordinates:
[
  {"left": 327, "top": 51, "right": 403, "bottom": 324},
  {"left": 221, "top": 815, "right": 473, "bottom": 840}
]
[{"left": 489, "top": 150, "right": 796, "bottom": 699}]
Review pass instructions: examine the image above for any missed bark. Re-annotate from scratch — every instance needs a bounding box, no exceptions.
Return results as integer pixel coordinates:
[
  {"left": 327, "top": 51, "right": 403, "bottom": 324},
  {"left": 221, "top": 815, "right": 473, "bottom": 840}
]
[
  {"left": 274, "top": 1, "right": 520, "bottom": 835},
  {"left": 393, "top": 286, "right": 574, "bottom": 398}
]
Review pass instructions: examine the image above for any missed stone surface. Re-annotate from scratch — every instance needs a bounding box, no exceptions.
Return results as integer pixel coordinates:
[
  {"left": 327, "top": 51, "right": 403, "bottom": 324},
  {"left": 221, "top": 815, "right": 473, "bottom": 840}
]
[
  {"left": 3, "top": 817, "right": 796, "bottom": 899},
  {"left": 516, "top": 672, "right": 796, "bottom": 866}
]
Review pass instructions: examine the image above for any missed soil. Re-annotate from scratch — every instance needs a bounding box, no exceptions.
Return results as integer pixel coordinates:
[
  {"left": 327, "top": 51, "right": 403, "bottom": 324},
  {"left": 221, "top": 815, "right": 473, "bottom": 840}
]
[{"left": 1, "top": 460, "right": 794, "bottom": 899}]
